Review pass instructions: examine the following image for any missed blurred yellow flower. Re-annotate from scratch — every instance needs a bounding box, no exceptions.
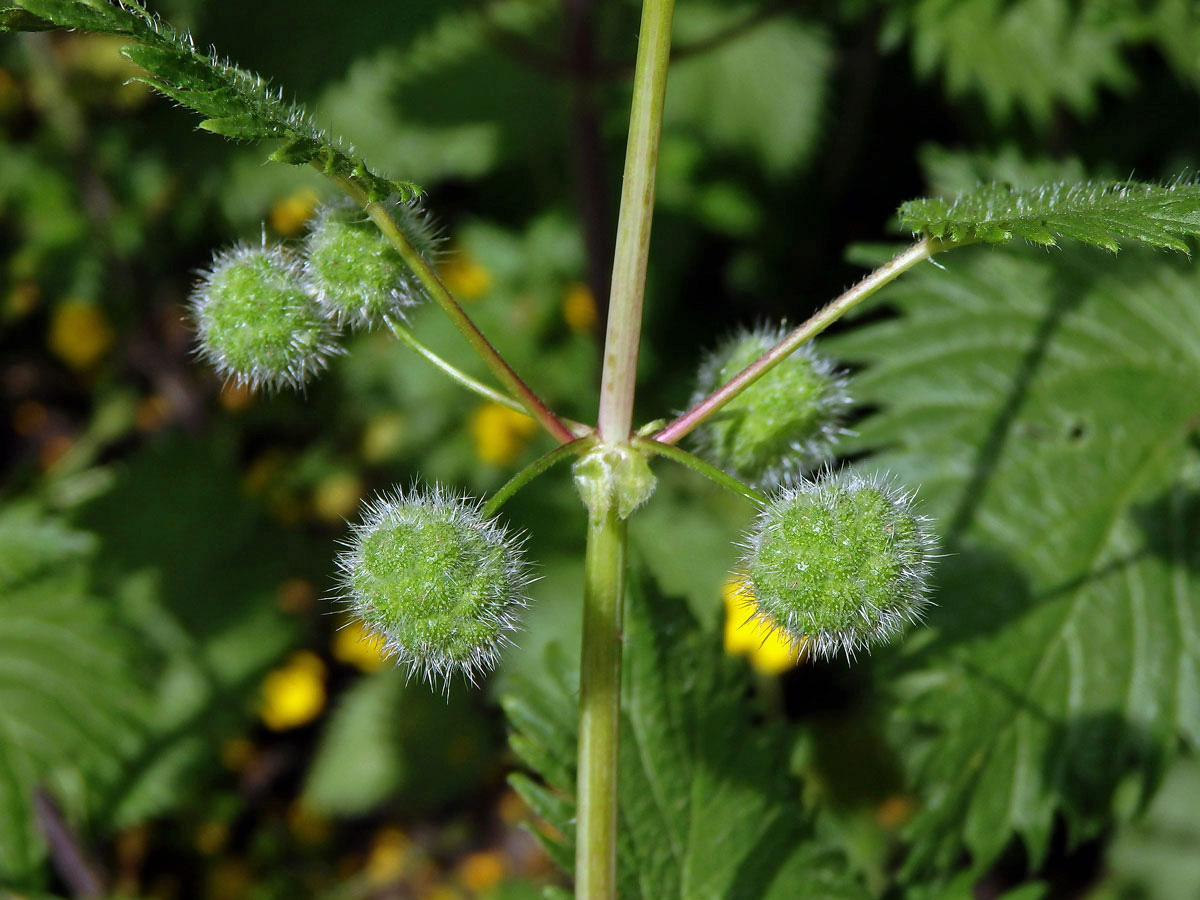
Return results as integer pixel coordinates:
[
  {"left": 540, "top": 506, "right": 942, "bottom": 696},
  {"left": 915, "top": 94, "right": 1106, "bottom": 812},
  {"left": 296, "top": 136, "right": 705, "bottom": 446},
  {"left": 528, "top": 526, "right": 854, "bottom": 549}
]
[
  {"left": 366, "top": 826, "right": 412, "bottom": 886},
  {"left": 312, "top": 471, "right": 363, "bottom": 524},
  {"left": 269, "top": 187, "right": 320, "bottom": 237},
  {"left": 361, "top": 411, "right": 407, "bottom": 462},
  {"left": 48, "top": 299, "right": 114, "bottom": 370},
  {"left": 722, "top": 575, "right": 807, "bottom": 675},
  {"left": 440, "top": 250, "right": 493, "bottom": 300},
  {"left": 332, "top": 618, "right": 388, "bottom": 672},
  {"left": 457, "top": 850, "right": 506, "bottom": 893},
  {"left": 259, "top": 651, "right": 326, "bottom": 730},
  {"left": 561, "top": 281, "right": 599, "bottom": 333},
  {"left": 469, "top": 402, "right": 538, "bottom": 467}
]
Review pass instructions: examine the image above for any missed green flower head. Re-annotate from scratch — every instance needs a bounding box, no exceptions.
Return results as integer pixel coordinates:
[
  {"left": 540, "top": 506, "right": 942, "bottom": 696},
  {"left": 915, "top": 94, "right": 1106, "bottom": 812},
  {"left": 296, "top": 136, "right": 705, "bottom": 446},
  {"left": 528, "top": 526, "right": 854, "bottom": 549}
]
[
  {"left": 302, "top": 199, "right": 441, "bottom": 329},
  {"left": 690, "top": 325, "right": 851, "bottom": 487},
  {"left": 335, "top": 485, "right": 532, "bottom": 687},
  {"left": 191, "top": 242, "right": 340, "bottom": 391},
  {"left": 741, "top": 469, "right": 937, "bottom": 660}
]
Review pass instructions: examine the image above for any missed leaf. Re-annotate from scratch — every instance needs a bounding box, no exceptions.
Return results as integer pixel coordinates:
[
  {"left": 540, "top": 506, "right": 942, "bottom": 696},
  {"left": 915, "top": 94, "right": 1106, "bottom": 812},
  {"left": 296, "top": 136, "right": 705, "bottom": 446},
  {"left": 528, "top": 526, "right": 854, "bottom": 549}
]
[
  {"left": 0, "top": 4, "right": 54, "bottom": 29},
  {"left": 1101, "top": 755, "right": 1200, "bottom": 900},
  {"left": 502, "top": 575, "right": 871, "bottom": 900},
  {"left": 828, "top": 245, "right": 1200, "bottom": 876},
  {"left": 890, "top": 0, "right": 1135, "bottom": 124},
  {"left": 0, "top": 505, "right": 149, "bottom": 886},
  {"left": 6, "top": 0, "right": 419, "bottom": 201},
  {"left": 899, "top": 179, "right": 1200, "bottom": 251},
  {"left": 665, "top": 5, "right": 830, "bottom": 176},
  {"left": 303, "top": 668, "right": 495, "bottom": 817}
]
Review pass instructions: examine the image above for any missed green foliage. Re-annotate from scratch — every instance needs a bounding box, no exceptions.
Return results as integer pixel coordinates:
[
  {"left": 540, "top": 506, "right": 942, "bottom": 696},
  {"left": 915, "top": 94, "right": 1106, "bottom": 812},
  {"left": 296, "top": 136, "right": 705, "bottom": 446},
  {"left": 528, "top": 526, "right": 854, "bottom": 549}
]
[
  {"left": 899, "top": 179, "right": 1200, "bottom": 251},
  {"left": 1097, "top": 755, "right": 1200, "bottom": 899},
  {"left": 891, "top": 0, "right": 1134, "bottom": 123},
  {"left": 0, "top": 505, "right": 148, "bottom": 884},
  {"left": 304, "top": 668, "right": 496, "bottom": 816},
  {"left": 829, "top": 245, "right": 1200, "bottom": 876},
  {"left": 2, "top": 0, "right": 419, "bottom": 200},
  {"left": 503, "top": 576, "right": 872, "bottom": 900},
  {"left": 665, "top": 5, "right": 830, "bottom": 176}
]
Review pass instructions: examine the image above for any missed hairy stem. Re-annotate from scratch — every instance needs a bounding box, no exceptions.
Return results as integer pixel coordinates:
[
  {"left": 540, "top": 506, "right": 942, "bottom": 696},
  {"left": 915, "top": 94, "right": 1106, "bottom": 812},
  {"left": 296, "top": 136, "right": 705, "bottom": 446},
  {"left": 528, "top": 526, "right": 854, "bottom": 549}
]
[
  {"left": 577, "top": 506, "right": 626, "bottom": 900},
  {"left": 633, "top": 437, "right": 767, "bottom": 505},
  {"left": 596, "top": 0, "right": 675, "bottom": 442},
  {"left": 324, "top": 170, "right": 576, "bottom": 444},
  {"left": 386, "top": 320, "right": 524, "bottom": 410},
  {"left": 654, "top": 238, "right": 950, "bottom": 445},
  {"left": 481, "top": 437, "right": 596, "bottom": 518}
]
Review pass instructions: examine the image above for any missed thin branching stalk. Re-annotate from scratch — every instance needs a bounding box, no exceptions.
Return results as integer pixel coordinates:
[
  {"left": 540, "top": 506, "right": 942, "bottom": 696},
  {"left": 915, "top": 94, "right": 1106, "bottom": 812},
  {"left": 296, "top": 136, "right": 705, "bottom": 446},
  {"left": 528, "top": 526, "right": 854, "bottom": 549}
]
[
  {"left": 481, "top": 437, "right": 596, "bottom": 518},
  {"left": 654, "top": 238, "right": 953, "bottom": 445},
  {"left": 325, "top": 169, "right": 577, "bottom": 444},
  {"left": 386, "top": 321, "right": 592, "bottom": 436},
  {"left": 633, "top": 437, "right": 767, "bottom": 506}
]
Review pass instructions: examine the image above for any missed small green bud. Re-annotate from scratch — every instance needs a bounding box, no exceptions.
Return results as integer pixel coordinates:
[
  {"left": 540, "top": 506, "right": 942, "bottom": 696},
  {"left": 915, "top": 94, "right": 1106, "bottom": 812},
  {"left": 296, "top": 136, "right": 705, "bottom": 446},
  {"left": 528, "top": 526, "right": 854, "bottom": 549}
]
[
  {"left": 741, "top": 469, "right": 936, "bottom": 660},
  {"left": 191, "top": 243, "right": 340, "bottom": 391},
  {"left": 690, "top": 325, "right": 850, "bottom": 487},
  {"left": 302, "top": 199, "right": 441, "bottom": 329},
  {"left": 335, "top": 486, "right": 532, "bottom": 686},
  {"left": 572, "top": 444, "right": 657, "bottom": 519}
]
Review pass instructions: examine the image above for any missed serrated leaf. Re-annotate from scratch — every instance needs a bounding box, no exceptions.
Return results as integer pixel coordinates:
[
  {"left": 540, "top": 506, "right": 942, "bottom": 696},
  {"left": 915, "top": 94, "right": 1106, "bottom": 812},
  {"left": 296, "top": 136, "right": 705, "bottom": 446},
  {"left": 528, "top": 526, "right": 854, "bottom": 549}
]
[
  {"left": 0, "top": 506, "right": 149, "bottom": 886},
  {"left": 828, "top": 246, "right": 1200, "bottom": 876},
  {"left": 0, "top": 4, "right": 54, "bottom": 30},
  {"left": 900, "top": 179, "right": 1200, "bottom": 252},
  {"left": 893, "top": 0, "right": 1135, "bottom": 124},
  {"left": 7, "top": 0, "right": 420, "bottom": 201},
  {"left": 503, "top": 576, "right": 871, "bottom": 900}
]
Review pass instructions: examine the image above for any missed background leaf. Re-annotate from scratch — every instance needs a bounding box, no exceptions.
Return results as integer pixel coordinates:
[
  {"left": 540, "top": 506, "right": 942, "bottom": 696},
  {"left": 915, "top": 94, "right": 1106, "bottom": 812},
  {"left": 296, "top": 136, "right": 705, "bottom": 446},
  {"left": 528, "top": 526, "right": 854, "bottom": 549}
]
[
  {"left": 829, "top": 244, "right": 1200, "bottom": 877},
  {"left": 503, "top": 574, "right": 871, "bottom": 900},
  {"left": 0, "top": 504, "right": 149, "bottom": 885}
]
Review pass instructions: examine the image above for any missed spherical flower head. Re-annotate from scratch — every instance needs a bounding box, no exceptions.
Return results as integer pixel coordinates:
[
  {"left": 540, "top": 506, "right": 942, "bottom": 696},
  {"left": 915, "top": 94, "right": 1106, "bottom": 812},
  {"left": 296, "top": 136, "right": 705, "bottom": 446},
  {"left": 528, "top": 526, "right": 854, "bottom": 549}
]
[
  {"left": 191, "top": 243, "right": 339, "bottom": 391},
  {"left": 741, "top": 469, "right": 936, "bottom": 660},
  {"left": 335, "top": 486, "right": 532, "bottom": 687},
  {"left": 302, "top": 199, "right": 441, "bottom": 329},
  {"left": 690, "top": 325, "right": 850, "bottom": 487}
]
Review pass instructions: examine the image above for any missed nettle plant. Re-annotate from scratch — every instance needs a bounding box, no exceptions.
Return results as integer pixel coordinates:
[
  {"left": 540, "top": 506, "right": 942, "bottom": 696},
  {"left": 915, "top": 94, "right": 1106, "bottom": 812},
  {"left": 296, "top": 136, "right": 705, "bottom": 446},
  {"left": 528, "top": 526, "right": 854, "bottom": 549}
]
[{"left": 7, "top": 1, "right": 1200, "bottom": 898}]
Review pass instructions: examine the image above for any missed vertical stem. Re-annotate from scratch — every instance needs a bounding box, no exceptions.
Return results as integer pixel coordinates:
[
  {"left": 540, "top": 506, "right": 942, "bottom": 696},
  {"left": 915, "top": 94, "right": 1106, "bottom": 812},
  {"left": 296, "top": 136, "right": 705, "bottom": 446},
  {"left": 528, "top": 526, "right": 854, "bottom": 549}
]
[
  {"left": 596, "top": 0, "right": 675, "bottom": 442},
  {"left": 577, "top": 507, "right": 626, "bottom": 900}
]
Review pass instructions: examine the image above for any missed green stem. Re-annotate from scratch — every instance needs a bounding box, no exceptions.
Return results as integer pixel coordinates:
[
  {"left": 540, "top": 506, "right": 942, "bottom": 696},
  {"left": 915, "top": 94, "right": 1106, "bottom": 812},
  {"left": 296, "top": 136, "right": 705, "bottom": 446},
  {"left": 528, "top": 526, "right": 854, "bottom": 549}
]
[
  {"left": 632, "top": 437, "right": 767, "bottom": 506},
  {"left": 596, "top": 0, "right": 675, "bottom": 442},
  {"left": 323, "top": 169, "right": 576, "bottom": 445},
  {"left": 386, "top": 320, "right": 525, "bottom": 411},
  {"left": 653, "top": 238, "right": 952, "bottom": 445},
  {"left": 577, "top": 507, "right": 626, "bottom": 900},
  {"left": 481, "top": 437, "right": 596, "bottom": 518},
  {"left": 387, "top": 320, "right": 592, "bottom": 437}
]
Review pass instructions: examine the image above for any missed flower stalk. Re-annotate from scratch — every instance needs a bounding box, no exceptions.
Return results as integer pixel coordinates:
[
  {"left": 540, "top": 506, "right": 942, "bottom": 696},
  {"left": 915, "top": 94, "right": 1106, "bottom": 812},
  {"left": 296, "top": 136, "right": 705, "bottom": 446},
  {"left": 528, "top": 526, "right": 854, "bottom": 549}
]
[
  {"left": 324, "top": 169, "right": 577, "bottom": 445},
  {"left": 654, "top": 238, "right": 952, "bottom": 446}
]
